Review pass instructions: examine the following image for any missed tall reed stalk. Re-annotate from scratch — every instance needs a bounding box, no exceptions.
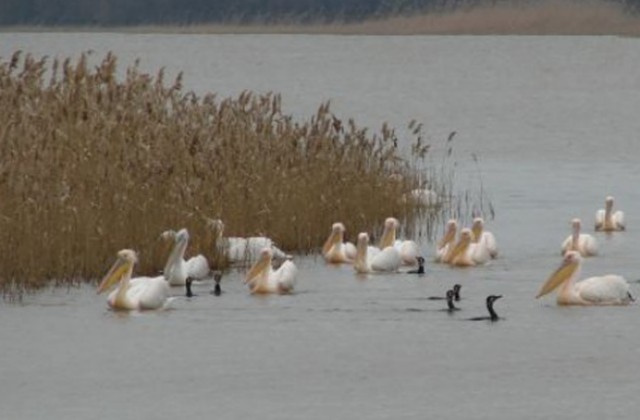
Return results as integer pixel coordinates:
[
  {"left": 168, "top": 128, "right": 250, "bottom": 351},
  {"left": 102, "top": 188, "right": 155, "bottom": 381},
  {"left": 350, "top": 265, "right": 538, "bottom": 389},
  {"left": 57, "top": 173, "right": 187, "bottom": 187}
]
[{"left": 0, "top": 51, "right": 449, "bottom": 296}]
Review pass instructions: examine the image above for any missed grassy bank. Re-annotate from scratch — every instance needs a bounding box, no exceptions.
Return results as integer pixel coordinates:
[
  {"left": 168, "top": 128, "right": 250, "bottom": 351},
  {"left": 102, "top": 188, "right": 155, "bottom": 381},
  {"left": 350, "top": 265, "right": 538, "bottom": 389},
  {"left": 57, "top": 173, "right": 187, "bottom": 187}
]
[
  {"left": 2, "top": 1, "right": 639, "bottom": 36},
  {"left": 0, "top": 51, "right": 449, "bottom": 295}
]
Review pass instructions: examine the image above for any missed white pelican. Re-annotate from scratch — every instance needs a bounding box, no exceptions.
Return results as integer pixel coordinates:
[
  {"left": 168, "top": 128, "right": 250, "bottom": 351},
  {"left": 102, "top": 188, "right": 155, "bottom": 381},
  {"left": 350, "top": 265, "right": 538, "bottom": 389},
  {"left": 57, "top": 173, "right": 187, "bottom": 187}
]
[
  {"left": 536, "top": 251, "right": 633, "bottom": 306},
  {"left": 448, "top": 228, "right": 491, "bottom": 267},
  {"left": 378, "top": 217, "right": 419, "bottom": 266},
  {"left": 435, "top": 219, "right": 458, "bottom": 263},
  {"left": 561, "top": 218, "right": 597, "bottom": 257},
  {"left": 471, "top": 217, "right": 498, "bottom": 259},
  {"left": 354, "top": 232, "right": 401, "bottom": 274},
  {"left": 595, "top": 196, "right": 625, "bottom": 232},
  {"left": 160, "top": 229, "right": 210, "bottom": 285},
  {"left": 244, "top": 248, "right": 296, "bottom": 294},
  {"left": 210, "top": 219, "right": 291, "bottom": 265},
  {"left": 322, "top": 222, "right": 357, "bottom": 264},
  {"left": 97, "top": 249, "right": 171, "bottom": 310}
]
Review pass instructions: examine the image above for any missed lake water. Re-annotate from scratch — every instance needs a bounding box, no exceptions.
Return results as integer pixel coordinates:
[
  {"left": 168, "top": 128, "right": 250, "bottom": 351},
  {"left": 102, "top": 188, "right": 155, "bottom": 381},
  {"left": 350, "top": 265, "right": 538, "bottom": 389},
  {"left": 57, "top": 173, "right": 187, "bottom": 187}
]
[{"left": 2, "top": 33, "right": 640, "bottom": 419}]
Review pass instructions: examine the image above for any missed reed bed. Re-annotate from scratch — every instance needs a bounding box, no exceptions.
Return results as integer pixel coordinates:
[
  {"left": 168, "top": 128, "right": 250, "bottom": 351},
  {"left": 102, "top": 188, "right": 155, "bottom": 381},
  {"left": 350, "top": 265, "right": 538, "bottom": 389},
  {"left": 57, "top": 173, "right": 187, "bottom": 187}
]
[{"left": 0, "top": 51, "right": 456, "bottom": 296}]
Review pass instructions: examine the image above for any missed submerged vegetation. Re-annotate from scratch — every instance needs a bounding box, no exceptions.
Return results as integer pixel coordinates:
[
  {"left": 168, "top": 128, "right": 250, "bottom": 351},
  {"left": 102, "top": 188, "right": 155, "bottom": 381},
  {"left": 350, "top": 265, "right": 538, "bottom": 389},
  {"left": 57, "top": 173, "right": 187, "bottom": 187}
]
[{"left": 0, "top": 51, "right": 455, "bottom": 295}]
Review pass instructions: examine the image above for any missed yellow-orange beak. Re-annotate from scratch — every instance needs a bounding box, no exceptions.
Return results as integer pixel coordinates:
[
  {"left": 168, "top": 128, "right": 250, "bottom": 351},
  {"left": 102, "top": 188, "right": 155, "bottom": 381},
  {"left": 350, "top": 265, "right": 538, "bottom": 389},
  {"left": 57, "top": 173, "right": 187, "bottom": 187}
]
[
  {"left": 97, "top": 258, "right": 132, "bottom": 294},
  {"left": 245, "top": 253, "right": 271, "bottom": 285},
  {"left": 536, "top": 258, "right": 578, "bottom": 299}
]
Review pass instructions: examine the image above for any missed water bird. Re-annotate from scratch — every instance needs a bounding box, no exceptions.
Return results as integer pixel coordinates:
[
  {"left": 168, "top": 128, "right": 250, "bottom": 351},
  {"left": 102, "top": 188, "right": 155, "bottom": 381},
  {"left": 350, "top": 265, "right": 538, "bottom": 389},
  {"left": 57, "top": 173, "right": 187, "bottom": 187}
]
[
  {"left": 244, "top": 248, "right": 297, "bottom": 294},
  {"left": 449, "top": 228, "right": 491, "bottom": 267},
  {"left": 185, "top": 278, "right": 196, "bottom": 298},
  {"left": 467, "top": 295, "right": 502, "bottom": 321},
  {"left": 209, "top": 219, "right": 291, "bottom": 265},
  {"left": 407, "top": 256, "right": 425, "bottom": 274},
  {"left": 378, "top": 217, "right": 419, "bottom": 266},
  {"left": 97, "top": 249, "right": 171, "bottom": 311},
  {"left": 428, "top": 284, "right": 462, "bottom": 301},
  {"left": 440, "top": 289, "right": 460, "bottom": 313},
  {"left": 435, "top": 219, "right": 458, "bottom": 263},
  {"left": 561, "top": 218, "right": 597, "bottom": 257},
  {"left": 354, "top": 232, "right": 401, "bottom": 274},
  {"left": 160, "top": 229, "right": 210, "bottom": 286},
  {"left": 595, "top": 196, "right": 625, "bottom": 232},
  {"left": 471, "top": 217, "right": 498, "bottom": 259},
  {"left": 211, "top": 272, "right": 223, "bottom": 296},
  {"left": 536, "top": 251, "right": 633, "bottom": 306},
  {"left": 322, "top": 222, "right": 357, "bottom": 263}
]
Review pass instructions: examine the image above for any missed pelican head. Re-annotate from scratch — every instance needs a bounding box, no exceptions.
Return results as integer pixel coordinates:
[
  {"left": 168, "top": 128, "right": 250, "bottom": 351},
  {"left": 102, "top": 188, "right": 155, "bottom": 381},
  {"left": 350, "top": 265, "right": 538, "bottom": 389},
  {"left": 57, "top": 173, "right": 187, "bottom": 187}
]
[
  {"left": 97, "top": 249, "right": 138, "bottom": 294},
  {"left": 471, "top": 218, "right": 484, "bottom": 243},
  {"left": 160, "top": 229, "right": 177, "bottom": 241},
  {"left": 536, "top": 251, "right": 581, "bottom": 299},
  {"left": 605, "top": 196, "right": 614, "bottom": 210},
  {"left": 322, "top": 222, "right": 346, "bottom": 256},
  {"left": 245, "top": 247, "right": 273, "bottom": 284}
]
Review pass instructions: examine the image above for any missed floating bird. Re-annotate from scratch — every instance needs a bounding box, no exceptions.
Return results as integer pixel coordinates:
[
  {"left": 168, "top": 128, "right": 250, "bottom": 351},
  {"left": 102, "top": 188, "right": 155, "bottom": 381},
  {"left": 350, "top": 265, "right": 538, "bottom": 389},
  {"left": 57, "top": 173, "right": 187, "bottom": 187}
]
[
  {"left": 160, "top": 229, "right": 210, "bottom": 286},
  {"left": 561, "top": 218, "right": 597, "bottom": 257},
  {"left": 97, "top": 249, "right": 171, "bottom": 311},
  {"left": 211, "top": 272, "right": 223, "bottom": 296},
  {"left": 210, "top": 219, "right": 291, "bottom": 265},
  {"left": 378, "top": 217, "right": 419, "bottom": 266},
  {"left": 449, "top": 228, "right": 491, "bottom": 267},
  {"left": 471, "top": 217, "right": 498, "bottom": 258},
  {"left": 595, "top": 196, "right": 625, "bottom": 232},
  {"left": 467, "top": 295, "right": 502, "bottom": 321},
  {"left": 435, "top": 219, "right": 458, "bottom": 263},
  {"left": 244, "top": 248, "right": 296, "bottom": 294},
  {"left": 536, "top": 251, "right": 633, "bottom": 306},
  {"left": 354, "top": 232, "right": 401, "bottom": 274},
  {"left": 428, "top": 284, "right": 462, "bottom": 301},
  {"left": 322, "top": 222, "right": 357, "bottom": 263},
  {"left": 441, "top": 289, "right": 460, "bottom": 313},
  {"left": 185, "top": 278, "right": 196, "bottom": 298},
  {"left": 407, "top": 256, "right": 425, "bottom": 274}
]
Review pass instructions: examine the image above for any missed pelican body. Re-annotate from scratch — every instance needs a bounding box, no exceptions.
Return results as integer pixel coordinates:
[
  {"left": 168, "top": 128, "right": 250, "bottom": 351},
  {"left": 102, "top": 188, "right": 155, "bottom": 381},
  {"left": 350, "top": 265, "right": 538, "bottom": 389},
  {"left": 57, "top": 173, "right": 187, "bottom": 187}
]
[
  {"left": 355, "top": 232, "right": 401, "bottom": 274},
  {"left": 435, "top": 219, "right": 458, "bottom": 263},
  {"left": 245, "top": 248, "right": 296, "bottom": 294},
  {"left": 561, "top": 218, "right": 597, "bottom": 257},
  {"left": 210, "top": 219, "right": 291, "bottom": 265},
  {"left": 322, "top": 222, "right": 357, "bottom": 264},
  {"left": 595, "top": 196, "right": 625, "bottom": 232},
  {"left": 97, "top": 249, "right": 170, "bottom": 311},
  {"left": 379, "top": 217, "right": 419, "bottom": 266},
  {"left": 471, "top": 217, "right": 498, "bottom": 259},
  {"left": 537, "top": 251, "right": 632, "bottom": 306}
]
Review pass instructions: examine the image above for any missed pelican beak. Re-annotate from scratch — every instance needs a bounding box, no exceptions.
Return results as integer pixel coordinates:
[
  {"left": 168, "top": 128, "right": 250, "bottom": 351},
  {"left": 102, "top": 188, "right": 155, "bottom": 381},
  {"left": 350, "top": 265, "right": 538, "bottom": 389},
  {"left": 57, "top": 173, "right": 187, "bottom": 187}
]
[
  {"left": 448, "top": 239, "right": 469, "bottom": 262},
  {"left": 97, "top": 258, "right": 131, "bottom": 294},
  {"left": 536, "top": 259, "right": 577, "bottom": 298},
  {"left": 245, "top": 254, "right": 270, "bottom": 284},
  {"left": 438, "top": 229, "right": 455, "bottom": 249},
  {"left": 471, "top": 225, "right": 482, "bottom": 243},
  {"left": 322, "top": 231, "right": 341, "bottom": 256}
]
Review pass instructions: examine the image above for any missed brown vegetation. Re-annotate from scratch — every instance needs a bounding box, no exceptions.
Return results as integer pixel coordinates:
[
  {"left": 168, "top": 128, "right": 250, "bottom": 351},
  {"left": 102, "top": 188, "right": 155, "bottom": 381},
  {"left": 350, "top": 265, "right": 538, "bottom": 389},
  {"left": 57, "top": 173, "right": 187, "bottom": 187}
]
[{"left": 0, "top": 51, "right": 446, "bottom": 295}]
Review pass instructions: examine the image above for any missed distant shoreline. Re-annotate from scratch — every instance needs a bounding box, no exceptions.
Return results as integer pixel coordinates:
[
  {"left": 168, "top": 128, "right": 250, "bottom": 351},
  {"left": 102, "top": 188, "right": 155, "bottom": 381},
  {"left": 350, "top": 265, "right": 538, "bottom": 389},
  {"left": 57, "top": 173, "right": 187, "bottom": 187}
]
[{"left": 3, "top": 2, "right": 640, "bottom": 36}]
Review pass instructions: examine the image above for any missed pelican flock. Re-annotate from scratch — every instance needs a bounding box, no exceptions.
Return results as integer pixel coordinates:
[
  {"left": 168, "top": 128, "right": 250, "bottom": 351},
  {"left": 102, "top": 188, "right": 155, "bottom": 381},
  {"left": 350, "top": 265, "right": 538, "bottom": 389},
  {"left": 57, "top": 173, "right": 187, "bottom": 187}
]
[{"left": 96, "top": 194, "right": 634, "bottom": 315}]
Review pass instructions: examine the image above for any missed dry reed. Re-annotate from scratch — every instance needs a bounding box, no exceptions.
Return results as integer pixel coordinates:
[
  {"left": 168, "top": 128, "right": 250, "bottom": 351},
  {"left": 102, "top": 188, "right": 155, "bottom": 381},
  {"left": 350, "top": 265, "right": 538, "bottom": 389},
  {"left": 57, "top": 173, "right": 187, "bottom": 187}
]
[{"left": 0, "top": 51, "right": 452, "bottom": 296}]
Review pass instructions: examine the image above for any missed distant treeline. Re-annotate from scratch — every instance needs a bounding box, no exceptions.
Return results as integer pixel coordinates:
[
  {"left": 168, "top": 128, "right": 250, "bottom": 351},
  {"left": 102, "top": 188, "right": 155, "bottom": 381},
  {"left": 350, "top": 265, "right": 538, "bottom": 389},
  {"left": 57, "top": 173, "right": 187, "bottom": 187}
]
[{"left": 2, "top": 0, "right": 636, "bottom": 26}]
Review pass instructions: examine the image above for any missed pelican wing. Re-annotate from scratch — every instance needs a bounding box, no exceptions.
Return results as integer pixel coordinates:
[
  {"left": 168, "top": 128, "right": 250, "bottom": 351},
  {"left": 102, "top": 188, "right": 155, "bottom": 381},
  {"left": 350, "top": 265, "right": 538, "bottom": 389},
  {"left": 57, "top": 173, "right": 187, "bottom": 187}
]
[
  {"left": 594, "top": 209, "right": 605, "bottom": 230},
  {"left": 185, "top": 254, "right": 210, "bottom": 280},
  {"left": 273, "top": 260, "right": 297, "bottom": 293},
  {"left": 398, "top": 240, "right": 419, "bottom": 266},
  {"left": 481, "top": 232, "right": 498, "bottom": 258},
  {"left": 576, "top": 275, "right": 631, "bottom": 305},
  {"left": 370, "top": 247, "right": 401, "bottom": 272},
  {"left": 613, "top": 211, "right": 625, "bottom": 230}
]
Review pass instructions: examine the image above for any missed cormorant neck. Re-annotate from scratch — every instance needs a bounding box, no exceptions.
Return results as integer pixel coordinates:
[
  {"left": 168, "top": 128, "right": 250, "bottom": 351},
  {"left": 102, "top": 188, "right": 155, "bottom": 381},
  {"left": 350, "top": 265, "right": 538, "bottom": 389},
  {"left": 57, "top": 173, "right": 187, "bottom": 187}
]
[
  {"left": 487, "top": 301, "right": 498, "bottom": 321},
  {"left": 447, "top": 296, "right": 456, "bottom": 311},
  {"left": 185, "top": 279, "right": 194, "bottom": 298},
  {"left": 214, "top": 283, "right": 221, "bottom": 296}
]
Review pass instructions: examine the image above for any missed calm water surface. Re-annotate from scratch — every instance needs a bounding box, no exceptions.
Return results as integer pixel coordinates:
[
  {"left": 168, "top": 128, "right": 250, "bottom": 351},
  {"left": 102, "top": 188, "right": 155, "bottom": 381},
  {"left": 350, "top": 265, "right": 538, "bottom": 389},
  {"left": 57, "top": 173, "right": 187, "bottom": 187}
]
[{"left": 1, "top": 34, "right": 640, "bottom": 419}]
